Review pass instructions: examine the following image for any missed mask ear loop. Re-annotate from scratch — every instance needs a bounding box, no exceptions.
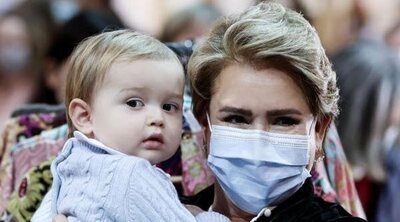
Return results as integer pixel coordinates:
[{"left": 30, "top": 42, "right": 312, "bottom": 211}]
[
  {"left": 307, "top": 117, "right": 315, "bottom": 136},
  {"left": 201, "top": 113, "right": 213, "bottom": 155},
  {"left": 206, "top": 112, "right": 213, "bottom": 133}
]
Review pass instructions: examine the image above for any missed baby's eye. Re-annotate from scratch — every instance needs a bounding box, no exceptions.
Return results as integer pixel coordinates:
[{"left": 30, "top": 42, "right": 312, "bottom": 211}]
[
  {"left": 126, "top": 99, "right": 144, "bottom": 108},
  {"left": 272, "top": 117, "right": 299, "bottom": 126},
  {"left": 222, "top": 115, "right": 249, "bottom": 125},
  {"left": 163, "top": 103, "right": 179, "bottom": 112}
]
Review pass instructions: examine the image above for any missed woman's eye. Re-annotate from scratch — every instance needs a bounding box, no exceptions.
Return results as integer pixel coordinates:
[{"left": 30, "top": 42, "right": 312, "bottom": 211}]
[
  {"left": 126, "top": 99, "right": 144, "bottom": 108},
  {"left": 223, "top": 115, "right": 249, "bottom": 125},
  {"left": 273, "top": 117, "right": 299, "bottom": 126},
  {"left": 163, "top": 103, "right": 178, "bottom": 112}
]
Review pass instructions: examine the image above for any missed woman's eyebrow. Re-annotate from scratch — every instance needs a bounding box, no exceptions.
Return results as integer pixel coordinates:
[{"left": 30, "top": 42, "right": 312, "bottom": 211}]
[
  {"left": 267, "top": 109, "right": 303, "bottom": 116},
  {"left": 219, "top": 106, "right": 252, "bottom": 117}
]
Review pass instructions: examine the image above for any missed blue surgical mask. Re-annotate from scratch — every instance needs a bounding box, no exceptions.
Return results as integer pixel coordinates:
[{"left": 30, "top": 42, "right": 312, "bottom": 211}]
[{"left": 207, "top": 120, "right": 312, "bottom": 214}]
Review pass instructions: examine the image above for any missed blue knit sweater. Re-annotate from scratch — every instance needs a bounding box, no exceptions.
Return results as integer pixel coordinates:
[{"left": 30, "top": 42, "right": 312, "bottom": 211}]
[{"left": 38, "top": 131, "right": 229, "bottom": 222}]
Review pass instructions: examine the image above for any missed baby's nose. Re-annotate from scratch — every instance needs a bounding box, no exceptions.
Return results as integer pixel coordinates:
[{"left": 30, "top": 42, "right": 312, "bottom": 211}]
[{"left": 146, "top": 108, "right": 164, "bottom": 127}]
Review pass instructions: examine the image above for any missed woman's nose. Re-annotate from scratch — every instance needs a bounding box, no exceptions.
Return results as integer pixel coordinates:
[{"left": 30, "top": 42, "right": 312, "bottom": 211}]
[{"left": 254, "top": 121, "right": 268, "bottom": 131}]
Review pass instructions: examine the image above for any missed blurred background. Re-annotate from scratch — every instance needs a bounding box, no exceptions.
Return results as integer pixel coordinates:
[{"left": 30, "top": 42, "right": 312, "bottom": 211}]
[{"left": 0, "top": 0, "right": 399, "bottom": 221}]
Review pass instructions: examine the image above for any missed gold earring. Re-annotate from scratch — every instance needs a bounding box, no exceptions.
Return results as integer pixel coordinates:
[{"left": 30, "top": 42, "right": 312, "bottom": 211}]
[
  {"left": 314, "top": 147, "right": 325, "bottom": 163},
  {"left": 201, "top": 144, "right": 208, "bottom": 153}
]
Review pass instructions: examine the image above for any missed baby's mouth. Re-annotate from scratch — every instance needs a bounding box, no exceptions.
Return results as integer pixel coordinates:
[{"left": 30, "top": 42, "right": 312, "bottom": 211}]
[{"left": 142, "top": 134, "right": 164, "bottom": 149}]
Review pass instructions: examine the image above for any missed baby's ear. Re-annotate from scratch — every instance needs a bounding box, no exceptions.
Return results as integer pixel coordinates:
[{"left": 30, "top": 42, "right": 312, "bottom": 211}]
[{"left": 68, "top": 98, "right": 93, "bottom": 136}]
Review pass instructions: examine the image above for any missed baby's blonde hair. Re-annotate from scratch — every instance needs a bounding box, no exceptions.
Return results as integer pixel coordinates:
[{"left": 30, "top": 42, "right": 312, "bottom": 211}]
[{"left": 65, "top": 30, "right": 181, "bottom": 137}]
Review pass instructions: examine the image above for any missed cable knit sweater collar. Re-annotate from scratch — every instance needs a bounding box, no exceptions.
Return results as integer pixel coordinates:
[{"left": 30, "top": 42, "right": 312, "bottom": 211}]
[{"left": 71, "top": 131, "right": 127, "bottom": 156}]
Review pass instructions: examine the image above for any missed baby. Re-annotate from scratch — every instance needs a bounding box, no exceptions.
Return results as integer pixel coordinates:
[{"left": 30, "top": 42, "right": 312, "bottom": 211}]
[{"left": 32, "top": 30, "right": 228, "bottom": 221}]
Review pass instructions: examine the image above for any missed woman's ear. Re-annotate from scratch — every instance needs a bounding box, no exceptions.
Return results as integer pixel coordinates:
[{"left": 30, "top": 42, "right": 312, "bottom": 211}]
[
  {"left": 197, "top": 112, "right": 208, "bottom": 129},
  {"left": 315, "top": 115, "right": 333, "bottom": 149},
  {"left": 194, "top": 105, "right": 212, "bottom": 154},
  {"left": 69, "top": 98, "right": 93, "bottom": 136},
  {"left": 194, "top": 103, "right": 209, "bottom": 129}
]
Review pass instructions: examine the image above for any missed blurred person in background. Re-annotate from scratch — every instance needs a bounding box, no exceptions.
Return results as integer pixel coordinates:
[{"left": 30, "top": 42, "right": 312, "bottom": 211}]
[
  {"left": 161, "top": 3, "right": 221, "bottom": 43},
  {"left": 43, "top": 9, "right": 124, "bottom": 103},
  {"left": 160, "top": 2, "right": 221, "bottom": 101},
  {"left": 265, "top": 0, "right": 400, "bottom": 55},
  {"left": 0, "top": 9, "right": 124, "bottom": 221},
  {"left": 357, "top": 0, "right": 400, "bottom": 41},
  {"left": 110, "top": 0, "right": 254, "bottom": 39},
  {"left": 386, "top": 20, "right": 400, "bottom": 59},
  {"left": 49, "top": 0, "right": 112, "bottom": 25},
  {"left": 0, "top": 0, "right": 24, "bottom": 14},
  {"left": 209, "top": 0, "right": 255, "bottom": 16},
  {"left": 110, "top": 0, "right": 172, "bottom": 38},
  {"left": 332, "top": 39, "right": 400, "bottom": 221},
  {"left": 375, "top": 19, "right": 400, "bottom": 222},
  {"left": 375, "top": 75, "right": 400, "bottom": 222},
  {"left": 0, "top": 0, "right": 55, "bottom": 130}
]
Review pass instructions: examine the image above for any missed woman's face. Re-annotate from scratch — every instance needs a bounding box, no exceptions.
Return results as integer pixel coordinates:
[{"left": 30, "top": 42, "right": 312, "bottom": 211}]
[
  {"left": 206, "top": 63, "right": 330, "bottom": 169},
  {"left": 0, "top": 15, "right": 31, "bottom": 74}
]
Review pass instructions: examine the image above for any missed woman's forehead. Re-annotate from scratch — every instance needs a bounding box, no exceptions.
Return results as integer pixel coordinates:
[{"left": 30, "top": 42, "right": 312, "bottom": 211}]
[{"left": 211, "top": 63, "right": 311, "bottom": 115}]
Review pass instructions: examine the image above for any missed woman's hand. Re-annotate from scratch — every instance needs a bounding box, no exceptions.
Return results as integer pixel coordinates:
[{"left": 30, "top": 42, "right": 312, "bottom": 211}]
[{"left": 52, "top": 214, "right": 68, "bottom": 222}]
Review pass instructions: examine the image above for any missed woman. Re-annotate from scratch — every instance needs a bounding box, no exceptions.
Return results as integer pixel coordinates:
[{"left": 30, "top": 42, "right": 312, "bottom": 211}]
[
  {"left": 183, "top": 2, "right": 365, "bottom": 222},
  {"left": 0, "top": 0, "right": 56, "bottom": 129},
  {"left": 49, "top": 2, "right": 364, "bottom": 222}
]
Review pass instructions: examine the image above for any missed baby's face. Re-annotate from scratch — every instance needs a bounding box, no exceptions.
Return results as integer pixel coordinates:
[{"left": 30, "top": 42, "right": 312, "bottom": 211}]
[{"left": 89, "top": 59, "right": 184, "bottom": 164}]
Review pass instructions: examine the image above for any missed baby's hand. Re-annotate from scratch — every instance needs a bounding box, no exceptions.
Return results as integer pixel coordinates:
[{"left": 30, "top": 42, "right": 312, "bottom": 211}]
[
  {"left": 184, "top": 204, "right": 205, "bottom": 216},
  {"left": 52, "top": 214, "right": 68, "bottom": 222}
]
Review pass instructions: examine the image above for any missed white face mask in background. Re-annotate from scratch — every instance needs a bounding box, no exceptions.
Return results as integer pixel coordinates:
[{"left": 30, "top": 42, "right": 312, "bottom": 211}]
[
  {"left": 206, "top": 118, "right": 312, "bottom": 214},
  {"left": 0, "top": 44, "right": 30, "bottom": 74}
]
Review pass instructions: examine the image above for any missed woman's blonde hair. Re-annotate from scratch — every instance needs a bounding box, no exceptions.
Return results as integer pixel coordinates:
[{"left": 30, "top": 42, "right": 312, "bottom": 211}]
[
  {"left": 65, "top": 30, "right": 181, "bottom": 136},
  {"left": 189, "top": 2, "right": 339, "bottom": 121}
]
